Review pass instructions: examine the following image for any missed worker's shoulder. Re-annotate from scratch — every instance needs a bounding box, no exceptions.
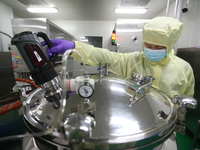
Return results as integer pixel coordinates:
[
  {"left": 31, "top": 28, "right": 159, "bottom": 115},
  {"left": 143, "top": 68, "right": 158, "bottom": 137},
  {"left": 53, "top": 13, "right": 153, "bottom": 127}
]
[{"left": 172, "top": 55, "right": 193, "bottom": 70}]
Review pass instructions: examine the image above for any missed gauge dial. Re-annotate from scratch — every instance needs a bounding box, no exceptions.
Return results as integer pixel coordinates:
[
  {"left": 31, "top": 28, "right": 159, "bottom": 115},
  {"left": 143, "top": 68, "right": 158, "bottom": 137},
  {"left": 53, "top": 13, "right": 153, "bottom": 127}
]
[{"left": 78, "top": 83, "right": 94, "bottom": 98}]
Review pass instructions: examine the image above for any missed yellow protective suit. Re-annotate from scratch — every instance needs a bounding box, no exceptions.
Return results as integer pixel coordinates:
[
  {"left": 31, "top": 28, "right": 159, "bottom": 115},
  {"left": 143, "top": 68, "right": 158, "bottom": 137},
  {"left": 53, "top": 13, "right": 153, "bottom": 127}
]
[{"left": 71, "top": 16, "right": 194, "bottom": 98}]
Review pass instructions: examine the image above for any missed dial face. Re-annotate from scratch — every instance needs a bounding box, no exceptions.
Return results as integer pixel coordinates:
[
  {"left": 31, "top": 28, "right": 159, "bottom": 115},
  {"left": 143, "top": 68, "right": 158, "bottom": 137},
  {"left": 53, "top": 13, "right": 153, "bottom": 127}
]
[{"left": 78, "top": 83, "right": 94, "bottom": 98}]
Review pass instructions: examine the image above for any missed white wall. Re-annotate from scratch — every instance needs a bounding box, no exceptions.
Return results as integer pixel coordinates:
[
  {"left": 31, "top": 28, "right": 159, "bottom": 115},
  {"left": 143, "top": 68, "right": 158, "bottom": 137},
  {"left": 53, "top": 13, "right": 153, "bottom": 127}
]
[
  {"left": 1, "top": 0, "right": 200, "bottom": 52},
  {"left": 51, "top": 20, "right": 116, "bottom": 76},
  {"left": 1, "top": 0, "right": 200, "bottom": 75},
  {"left": 51, "top": 20, "right": 115, "bottom": 50},
  {"left": 51, "top": 0, "right": 200, "bottom": 75},
  {"left": 0, "top": 2, "right": 13, "bottom": 51},
  {"left": 52, "top": 0, "right": 200, "bottom": 54},
  {"left": 179, "top": 0, "right": 200, "bottom": 47},
  {"left": 157, "top": 0, "right": 200, "bottom": 50}
]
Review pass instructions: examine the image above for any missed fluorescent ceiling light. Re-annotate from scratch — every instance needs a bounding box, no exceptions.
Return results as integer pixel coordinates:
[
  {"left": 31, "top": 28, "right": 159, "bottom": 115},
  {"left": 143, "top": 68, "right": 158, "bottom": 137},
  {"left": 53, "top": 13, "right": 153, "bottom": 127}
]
[
  {"left": 115, "top": 8, "right": 147, "bottom": 14},
  {"left": 27, "top": 7, "right": 58, "bottom": 13}
]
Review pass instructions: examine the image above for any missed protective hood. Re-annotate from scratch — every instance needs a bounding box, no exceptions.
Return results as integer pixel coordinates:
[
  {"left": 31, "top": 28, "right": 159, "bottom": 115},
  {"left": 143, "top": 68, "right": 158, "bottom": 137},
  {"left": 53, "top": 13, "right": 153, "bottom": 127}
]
[{"left": 142, "top": 16, "right": 183, "bottom": 65}]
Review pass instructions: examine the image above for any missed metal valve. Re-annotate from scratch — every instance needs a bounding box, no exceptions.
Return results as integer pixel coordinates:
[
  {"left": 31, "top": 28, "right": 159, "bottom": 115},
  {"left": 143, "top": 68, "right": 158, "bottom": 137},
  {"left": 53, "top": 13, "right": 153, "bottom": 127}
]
[
  {"left": 172, "top": 95, "right": 197, "bottom": 134},
  {"left": 129, "top": 73, "right": 155, "bottom": 107}
]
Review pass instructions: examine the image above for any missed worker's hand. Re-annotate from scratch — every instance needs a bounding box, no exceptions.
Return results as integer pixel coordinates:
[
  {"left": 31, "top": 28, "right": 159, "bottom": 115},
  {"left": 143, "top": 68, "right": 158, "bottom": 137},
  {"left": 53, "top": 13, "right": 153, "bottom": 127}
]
[{"left": 41, "top": 39, "right": 75, "bottom": 57}]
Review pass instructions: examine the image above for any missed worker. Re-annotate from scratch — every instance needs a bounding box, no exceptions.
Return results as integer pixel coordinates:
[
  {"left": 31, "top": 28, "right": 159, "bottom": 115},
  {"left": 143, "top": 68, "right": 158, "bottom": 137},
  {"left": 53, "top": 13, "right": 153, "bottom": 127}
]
[{"left": 42, "top": 16, "right": 195, "bottom": 98}]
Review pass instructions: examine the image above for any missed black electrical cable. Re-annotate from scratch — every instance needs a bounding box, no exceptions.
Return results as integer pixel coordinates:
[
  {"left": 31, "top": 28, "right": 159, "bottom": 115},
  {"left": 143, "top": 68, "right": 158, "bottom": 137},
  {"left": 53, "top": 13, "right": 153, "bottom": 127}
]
[{"left": 0, "top": 31, "right": 12, "bottom": 39}]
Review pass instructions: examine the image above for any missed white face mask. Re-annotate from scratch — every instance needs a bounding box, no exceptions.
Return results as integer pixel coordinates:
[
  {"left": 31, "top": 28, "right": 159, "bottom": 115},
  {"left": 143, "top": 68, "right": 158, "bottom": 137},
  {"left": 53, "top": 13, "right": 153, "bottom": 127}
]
[{"left": 144, "top": 47, "right": 167, "bottom": 62}]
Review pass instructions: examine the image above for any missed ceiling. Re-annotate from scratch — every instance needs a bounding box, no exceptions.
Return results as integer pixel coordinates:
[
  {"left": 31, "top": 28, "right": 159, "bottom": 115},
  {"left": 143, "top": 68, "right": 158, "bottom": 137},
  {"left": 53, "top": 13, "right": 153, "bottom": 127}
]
[{"left": 0, "top": 0, "right": 176, "bottom": 21}]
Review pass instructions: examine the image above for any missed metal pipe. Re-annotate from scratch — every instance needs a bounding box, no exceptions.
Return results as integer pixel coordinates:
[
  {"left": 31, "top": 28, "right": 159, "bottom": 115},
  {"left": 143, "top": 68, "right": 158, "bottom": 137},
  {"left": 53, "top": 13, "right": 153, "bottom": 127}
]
[
  {"left": 166, "top": 0, "right": 170, "bottom": 17},
  {"left": 0, "top": 31, "right": 12, "bottom": 39},
  {"left": 175, "top": 0, "right": 183, "bottom": 20},
  {"left": 174, "top": 0, "right": 179, "bottom": 18},
  {"left": 186, "top": 0, "right": 190, "bottom": 7}
]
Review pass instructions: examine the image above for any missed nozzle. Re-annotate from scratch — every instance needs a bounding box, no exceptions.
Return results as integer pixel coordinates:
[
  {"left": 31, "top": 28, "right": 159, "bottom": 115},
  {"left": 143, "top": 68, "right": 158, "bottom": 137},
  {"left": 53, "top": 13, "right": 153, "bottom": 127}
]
[
  {"left": 40, "top": 76, "right": 62, "bottom": 109},
  {"left": 45, "top": 93, "right": 61, "bottom": 109}
]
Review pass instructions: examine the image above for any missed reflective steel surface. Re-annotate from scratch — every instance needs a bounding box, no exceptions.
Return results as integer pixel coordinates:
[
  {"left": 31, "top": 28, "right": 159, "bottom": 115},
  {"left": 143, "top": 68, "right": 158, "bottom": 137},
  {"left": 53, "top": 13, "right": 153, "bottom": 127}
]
[{"left": 23, "top": 75, "right": 178, "bottom": 149}]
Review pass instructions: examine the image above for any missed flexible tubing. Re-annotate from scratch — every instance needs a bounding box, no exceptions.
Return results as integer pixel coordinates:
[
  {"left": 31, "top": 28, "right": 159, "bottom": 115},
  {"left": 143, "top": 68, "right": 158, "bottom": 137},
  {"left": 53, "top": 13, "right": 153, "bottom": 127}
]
[
  {"left": 0, "top": 100, "right": 21, "bottom": 116},
  {"left": 57, "top": 49, "right": 86, "bottom": 127},
  {"left": 0, "top": 95, "right": 19, "bottom": 105},
  {"left": 0, "top": 78, "right": 39, "bottom": 114},
  {"left": 0, "top": 50, "right": 86, "bottom": 142},
  {"left": 0, "top": 80, "right": 50, "bottom": 140},
  {"left": 15, "top": 78, "right": 39, "bottom": 89}
]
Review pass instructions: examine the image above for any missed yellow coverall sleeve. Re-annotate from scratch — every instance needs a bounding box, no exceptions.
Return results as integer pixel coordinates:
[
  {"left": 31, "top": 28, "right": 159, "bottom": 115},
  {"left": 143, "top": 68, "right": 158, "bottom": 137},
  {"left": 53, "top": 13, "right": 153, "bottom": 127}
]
[
  {"left": 70, "top": 41, "right": 142, "bottom": 78},
  {"left": 70, "top": 41, "right": 194, "bottom": 98}
]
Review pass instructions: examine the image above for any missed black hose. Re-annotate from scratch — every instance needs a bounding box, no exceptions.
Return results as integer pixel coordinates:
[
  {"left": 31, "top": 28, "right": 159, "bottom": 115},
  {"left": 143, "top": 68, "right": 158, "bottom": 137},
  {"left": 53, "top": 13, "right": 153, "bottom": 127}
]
[{"left": 0, "top": 31, "right": 12, "bottom": 39}]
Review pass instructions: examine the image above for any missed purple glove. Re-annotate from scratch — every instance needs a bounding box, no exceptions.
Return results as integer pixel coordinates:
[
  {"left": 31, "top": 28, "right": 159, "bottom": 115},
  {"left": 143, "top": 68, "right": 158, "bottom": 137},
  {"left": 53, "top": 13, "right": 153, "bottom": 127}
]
[{"left": 41, "top": 39, "right": 75, "bottom": 57}]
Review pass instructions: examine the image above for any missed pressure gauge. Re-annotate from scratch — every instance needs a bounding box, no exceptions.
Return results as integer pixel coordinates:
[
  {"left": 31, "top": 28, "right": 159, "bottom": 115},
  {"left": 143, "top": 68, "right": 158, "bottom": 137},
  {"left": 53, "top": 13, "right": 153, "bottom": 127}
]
[{"left": 78, "top": 82, "right": 94, "bottom": 98}]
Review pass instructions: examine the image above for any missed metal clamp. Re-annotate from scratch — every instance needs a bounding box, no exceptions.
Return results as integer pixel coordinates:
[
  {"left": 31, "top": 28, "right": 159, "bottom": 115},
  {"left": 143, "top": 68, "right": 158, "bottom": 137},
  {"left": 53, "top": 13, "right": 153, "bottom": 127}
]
[
  {"left": 132, "top": 72, "right": 155, "bottom": 85},
  {"left": 172, "top": 95, "right": 197, "bottom": 134},
  {"left": 129, "top": 73, "right": 154, "bottom": 107},
  {"left": 13, "top": 82, "right": 32, "bottom": 102},
  {"left": 98, "top": 62, "right": 109, "bottom": 82},
  {"left": 77, "top": 98, "right": 96, "bottom": 114}
]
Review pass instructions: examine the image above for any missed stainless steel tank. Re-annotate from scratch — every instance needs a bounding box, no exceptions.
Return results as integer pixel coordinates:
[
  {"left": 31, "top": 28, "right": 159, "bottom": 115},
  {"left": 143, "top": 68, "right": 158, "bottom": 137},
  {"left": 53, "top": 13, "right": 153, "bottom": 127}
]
[{"left": 22, "top": 74, "right": 196, "bottom": 150}]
